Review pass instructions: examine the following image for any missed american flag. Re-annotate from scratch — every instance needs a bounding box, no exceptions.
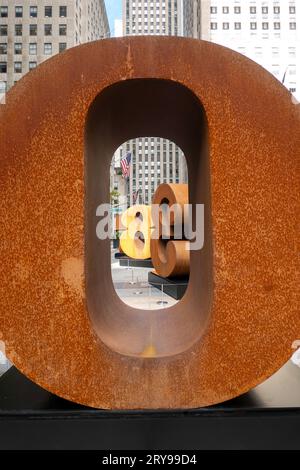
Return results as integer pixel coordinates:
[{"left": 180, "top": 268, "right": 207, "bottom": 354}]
[
  {"left": 121, "top": 152, "right": 131, "bottom": 179},
  {"left": 133, "top": 188, "right": 140, "bottom": 204}
]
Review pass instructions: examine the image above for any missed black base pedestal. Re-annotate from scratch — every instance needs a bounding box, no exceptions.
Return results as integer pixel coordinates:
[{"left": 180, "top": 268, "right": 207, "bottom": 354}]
[
  {"left": 148, "top": 271, "right": 189, "bottom": 300},
  {"left": 0, "top": 362, "right": 300, "bottom": 449},
  {"left": 116, "top": 254, "right": 153, "bottom": 268}
]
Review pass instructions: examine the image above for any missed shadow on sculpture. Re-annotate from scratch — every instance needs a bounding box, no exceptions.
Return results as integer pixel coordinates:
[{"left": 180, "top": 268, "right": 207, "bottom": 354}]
[{"left": 85, "top": 78, "right": 212, "bottom": 357}]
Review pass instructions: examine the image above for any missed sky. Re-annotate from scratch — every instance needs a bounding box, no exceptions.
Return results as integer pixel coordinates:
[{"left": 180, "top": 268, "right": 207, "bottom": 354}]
[{"left": 105, "top": 1, "right": 122, "bottom": 36}]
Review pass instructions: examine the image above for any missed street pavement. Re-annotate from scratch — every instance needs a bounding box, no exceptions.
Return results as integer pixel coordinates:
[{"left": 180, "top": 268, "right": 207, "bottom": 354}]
[{"left": 111, "top": 249, "right": 178, "bottom": 310}]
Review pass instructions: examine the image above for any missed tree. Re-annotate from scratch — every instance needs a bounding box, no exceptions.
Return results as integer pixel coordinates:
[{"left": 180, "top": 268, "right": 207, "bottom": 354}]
[{"left": 110, "top": 189, "right": 120, "bottom": 206}]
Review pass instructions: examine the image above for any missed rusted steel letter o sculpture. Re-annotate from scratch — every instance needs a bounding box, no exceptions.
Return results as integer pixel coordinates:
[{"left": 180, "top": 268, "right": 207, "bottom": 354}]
[{"left": 0, "top": 37, "right": 299, "bottom": 409}]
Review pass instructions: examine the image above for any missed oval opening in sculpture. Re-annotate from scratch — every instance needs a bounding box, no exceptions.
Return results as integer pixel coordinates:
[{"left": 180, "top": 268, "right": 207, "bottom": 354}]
[
  {"left": 110, "top": 137, "right": 189, "bottom": 310},
  {"left": 85, "top": 78, "right": 213, "bottom": 358}
]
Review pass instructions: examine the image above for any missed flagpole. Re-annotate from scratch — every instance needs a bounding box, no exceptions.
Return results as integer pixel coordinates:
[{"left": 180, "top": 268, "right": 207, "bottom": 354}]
[
  {"left": 282, "top": 66, "right": 288, "bottom": 85},
  {"left": 127, "top": 175, "right": 130, "bottom": 208}
]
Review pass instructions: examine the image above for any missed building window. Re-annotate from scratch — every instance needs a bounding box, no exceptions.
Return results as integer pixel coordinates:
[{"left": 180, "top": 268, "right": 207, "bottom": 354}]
[
  {"left": 262, "top": 7, "right": 268, "bottom": 14},
  {"left": 0, "top": 81, "right": 6, "bottom": 92},
  {"left": 30, "top": 6, "right": 38, "bottom": 18},
  {"left": 234, "top": 6, "right": 241, "bottom": 14},
  {"left": 44, "top": 43, "right": 52, "bottom": 55},
  {"left": 235, "top": 22, "right": 241, "bottom": 30},
  {"left": 15, "top": 25, "right": 22, "bottom": 36},
  {"left": 210, "top": 22, "right": 217, "bottom": 30},
  {"left": 250, "top": 22, "right": 257, "bottom": 30},
  {"left": 223, "top": 22, "right": 229, "bottom": 30},
  {"left": 274, "top": 22, "right": 281, "bottom": 30},
  {"left": 274, "top": 7, "right": 280, "bottom": 14},
  {"left": 14, "top": 62, "right": 22, "bottom": 73},
  {"left": 262, "top": 22, "right": 269, "bottom": 30},
  {"left": 250, "top": 7, "right": 256, "bottom": 14},
  {"left": 29, "top": 43, "right": 37, "bottom": 55},
  {"left": 59, "top": 24, "right": 67, "bottom": 36},
  {"left": 0, "top": 25, "right": 7, "bottom": 36},
  {"left": 288, "top": 47, "right": 296, "bottom": 57},
  {"left": 45, "top": 6, "right": 52, "bottom": 17},
  {"left": 15, "top": 6, "right": 23, "bottom": 18},
  {"left": 59, "top": 42, "right": 67, "bottom": 53},
  {"left": 30, "top": 25, "right": 37, "bottom": 36},
  {"left": 44, "top": 24, "right": 52, "bottom": 35},
  {"left": 0, "top": 62, "right": 7, "bottom": 73},
  {"left": 210, "top": 7, "right": 217, "bottom": 14},
  {"left": 0, "top": 6, "right": 8, "bottom": 18},
  {"left": 59, "top": 6, "right": 67, "bottom": 17},
  {"left": 14, "top": 43, "right": 22, "bottom": 55},
  {"left": 29, "top": 61, "right": 37, "bottom": 70},
  {"left": 290, "top": 22, "right": 296, "bottom": 30},
  {"left": 289, "top": 6, "right": 296, "bottom": 14},
  {"left": 223, "top": 7, "right": 229, "bottom": 14},
  {"left": 0, "top": 43, "right": 7, "bottom": 54}
]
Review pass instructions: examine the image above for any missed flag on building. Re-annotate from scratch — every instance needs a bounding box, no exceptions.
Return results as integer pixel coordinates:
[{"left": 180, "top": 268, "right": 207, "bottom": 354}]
[
  {"left": 121, "top": 152, "right": 131, "bottom": 179},
  {"left": 133, "top": 188, "right": 140, "bottom": 204}
]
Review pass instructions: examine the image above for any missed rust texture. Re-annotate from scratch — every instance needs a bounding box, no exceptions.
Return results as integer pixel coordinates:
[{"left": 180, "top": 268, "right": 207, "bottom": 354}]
[
  {"left": 151, "top": 183, "right": 190, "bottom": 277},
  {"left": 0, "top": 37, "right": 299, "bottom": 409}
]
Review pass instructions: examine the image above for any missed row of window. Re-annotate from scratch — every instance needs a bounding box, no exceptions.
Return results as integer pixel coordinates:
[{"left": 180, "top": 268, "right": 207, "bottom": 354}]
[
  {"left": 126, "top": 142, "right": 178, "bottom": 150},
  {"left": 129, "top": 158, "right": 179, "bottom": 166},
  {"left": 0, "top": 47, "right": 68, "bottom": 74},
  {"left": 211, "top": 22, "right": 297, "bottom": 31},
  {"left": 138, "top": 177, "right": 179, "bottom": 183},
  {"left": 210, "top": 6, "right": 296, "bottom": 15},
  {"left": 0, "top": 24, "right": 67, "bottom": 36},
  {"left": 128, "top": 28, "right": 178, "bottom": 33},
  {"left": 128, "top": 145, "right": 177, "bottom": 150},
  {"left": 127, "top": 6, "right": 170, "bottom": 12},
  {"left": 0, "top": 61, "right": 34, "bottom": 73},
  {"left": 131, "top": 13, "right": 168, "bottom": 18},
  {"left": 130, "top": 16, "right": 168, "bottom": 21},
  {"left": 0, "top": 42, "right": 67, "bottom": 56},
  {"left": 126, "top": 0, "right": 178, "bottom": 4},
  {"left": 0, "top": 6, "right": 67, "bottom": 18}
]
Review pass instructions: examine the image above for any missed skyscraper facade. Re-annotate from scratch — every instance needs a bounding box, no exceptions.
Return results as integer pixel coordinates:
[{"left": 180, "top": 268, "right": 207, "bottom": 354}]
[
  {"left": 123, "top": 0, "right": 182, "bottom": 36},
  {"left": 120, "top": 0, "right": 188, "bottom": 207},
  {"left": 183, "top": 0, "right": 210, "bottom": 39},
  {"left": 0, "top": 0, "right": 110, "bottom": 93},
  {"left": 184, "top": 1, "right": 299, "bottom": 100}
]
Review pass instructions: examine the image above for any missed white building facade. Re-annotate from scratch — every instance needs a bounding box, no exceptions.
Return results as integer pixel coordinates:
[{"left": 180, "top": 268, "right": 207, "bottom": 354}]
[{"left": 184, "top": 0, "right": 299, "bottom": 100}]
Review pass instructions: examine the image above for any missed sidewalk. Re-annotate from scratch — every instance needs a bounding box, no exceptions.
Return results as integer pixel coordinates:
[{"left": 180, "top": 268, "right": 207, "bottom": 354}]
[{"left": 111, "top": 249, "right": 178, "bottom": 310}]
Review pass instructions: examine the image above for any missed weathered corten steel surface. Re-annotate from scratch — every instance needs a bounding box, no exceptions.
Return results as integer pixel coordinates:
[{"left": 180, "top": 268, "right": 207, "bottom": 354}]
[
  {"left": 0, "top": 37, "right": 299, "bottom": 409},
  {"left": 151, "top": 183, "right": 190, "bottom": 277}
]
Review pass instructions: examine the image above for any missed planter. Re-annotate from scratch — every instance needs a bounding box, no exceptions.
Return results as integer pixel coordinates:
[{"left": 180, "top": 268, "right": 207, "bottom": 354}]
[{"left": 112, "top": 239, "right": 120, "bottom": 249}]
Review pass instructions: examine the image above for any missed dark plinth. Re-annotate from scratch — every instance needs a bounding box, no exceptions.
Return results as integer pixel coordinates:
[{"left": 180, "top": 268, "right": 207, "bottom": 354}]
[
  {"left": 148, "top": 271, "right": 189, "bottom": 300},
  {"left": 116, "top": 254, "right": 153, "bottom": 268},
  {"left": 114, "top": 251, "right": 125, "bottom": 259},
  {"left": 0, "top": 362, "right": 300, "bottom": 450}
]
